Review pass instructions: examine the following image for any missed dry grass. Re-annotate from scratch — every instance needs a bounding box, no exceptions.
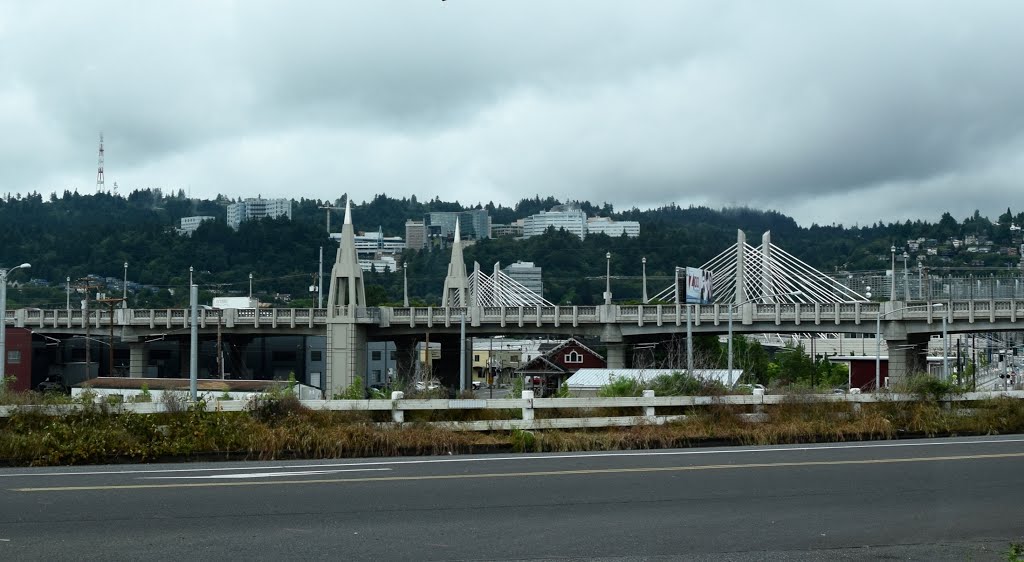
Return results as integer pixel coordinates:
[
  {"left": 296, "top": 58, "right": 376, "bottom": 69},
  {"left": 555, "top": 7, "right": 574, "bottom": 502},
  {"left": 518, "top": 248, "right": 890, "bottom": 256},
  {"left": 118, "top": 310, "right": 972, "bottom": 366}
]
[{"left": 1, "top": 393, "right": 1022, "bottom": 466}]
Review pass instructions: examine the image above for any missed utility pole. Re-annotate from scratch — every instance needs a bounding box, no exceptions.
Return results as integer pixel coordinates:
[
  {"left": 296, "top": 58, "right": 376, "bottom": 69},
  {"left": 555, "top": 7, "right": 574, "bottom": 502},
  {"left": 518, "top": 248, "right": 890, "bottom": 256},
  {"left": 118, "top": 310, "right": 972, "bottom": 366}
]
[
  {"left": 318, "top": 204, "right": 340, "bottom": 235},
  {"left": 77, "top": 278, "right": 102, "bottom": 378},
  {"left": 97, "top": 296, "right": 125, "bottom": 376}
]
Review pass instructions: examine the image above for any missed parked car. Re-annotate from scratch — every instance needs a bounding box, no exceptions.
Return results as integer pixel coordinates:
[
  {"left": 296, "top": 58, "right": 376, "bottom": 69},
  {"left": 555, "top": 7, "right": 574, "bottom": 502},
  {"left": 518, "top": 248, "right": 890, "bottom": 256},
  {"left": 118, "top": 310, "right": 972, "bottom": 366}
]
[
  {"left": 36, "top": 375, "right": 68, "bottom": 394},
  {"left": 414, "top": 380, "right": 441, "bottom": 391},
  {"left": 734, "top": 383, "right": 766, "bottom": 394},
  {"left": 471, "top": 380, "right": 482, "bottom": 390}
]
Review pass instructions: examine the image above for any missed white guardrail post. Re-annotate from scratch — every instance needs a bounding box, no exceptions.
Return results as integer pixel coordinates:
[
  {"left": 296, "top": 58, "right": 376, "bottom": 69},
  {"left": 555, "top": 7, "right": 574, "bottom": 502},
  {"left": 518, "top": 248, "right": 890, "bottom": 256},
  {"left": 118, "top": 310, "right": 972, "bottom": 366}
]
[
  {"left": 391, "top": 391, "right": 404, "bottom": 423},
  {"left": 642, "top": 389, "right": 655, "bottom": 420},
  {"left": 522, "top": 390, "right": 534, "bottom": 421}
]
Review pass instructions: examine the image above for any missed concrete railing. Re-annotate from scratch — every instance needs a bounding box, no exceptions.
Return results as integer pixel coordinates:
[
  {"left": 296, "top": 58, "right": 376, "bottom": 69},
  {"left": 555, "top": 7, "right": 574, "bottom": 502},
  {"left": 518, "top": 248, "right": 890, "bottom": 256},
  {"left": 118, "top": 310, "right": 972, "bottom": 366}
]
[
  {"left": 3, "top": 390, "right": 1021, "bottom": 431},
  {"left": 8, "top": 300, "right": 1024, "bottom": 332}
]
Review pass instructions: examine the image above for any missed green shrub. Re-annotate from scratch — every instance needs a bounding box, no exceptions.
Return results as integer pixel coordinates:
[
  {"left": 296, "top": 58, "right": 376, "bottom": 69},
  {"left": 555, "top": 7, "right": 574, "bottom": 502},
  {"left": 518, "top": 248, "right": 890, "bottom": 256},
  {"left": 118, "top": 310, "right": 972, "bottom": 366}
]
[
  {"left": 333, "top": 376, "right": 365, "bottom": 400},
  {"left": 598, "top": 375, "right": 644, "bottom": 397}
]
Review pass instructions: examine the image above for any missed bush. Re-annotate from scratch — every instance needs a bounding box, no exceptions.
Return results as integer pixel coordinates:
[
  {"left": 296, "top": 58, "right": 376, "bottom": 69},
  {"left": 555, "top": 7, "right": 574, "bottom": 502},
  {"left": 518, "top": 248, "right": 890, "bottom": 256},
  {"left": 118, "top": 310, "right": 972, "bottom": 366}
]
[
  {"left": 597, "top": 375, "right": 644, "bottom": 397},
  {"left": 333, "top": 376, "right": 365, "bottom": 400},
  {"left": 648, "top": 371, "right": 726, "bottom": 396}
]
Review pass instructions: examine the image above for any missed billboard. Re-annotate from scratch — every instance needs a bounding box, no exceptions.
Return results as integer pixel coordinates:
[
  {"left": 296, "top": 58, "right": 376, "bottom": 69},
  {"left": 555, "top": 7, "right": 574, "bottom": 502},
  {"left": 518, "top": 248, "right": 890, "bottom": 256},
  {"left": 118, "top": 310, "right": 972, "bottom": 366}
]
[{"left": 676, "top": 267, "right": 714, "bottom": 304}]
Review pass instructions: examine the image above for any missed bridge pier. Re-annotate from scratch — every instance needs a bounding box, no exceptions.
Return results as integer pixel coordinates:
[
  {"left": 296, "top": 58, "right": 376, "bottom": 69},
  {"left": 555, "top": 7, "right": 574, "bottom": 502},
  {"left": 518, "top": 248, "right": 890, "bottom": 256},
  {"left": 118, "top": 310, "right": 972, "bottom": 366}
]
[
  {"left": 129, "top": 342, "right": 148, "bottom": 378},
  {"left": 884, "top": 333, "right": 931, "bottom": 386},
  {"left": 602, "top": 324, "right": 625, "bottom": 369},
  {"left": 325, "top": 322, "right": 367, "bottom": 398}
]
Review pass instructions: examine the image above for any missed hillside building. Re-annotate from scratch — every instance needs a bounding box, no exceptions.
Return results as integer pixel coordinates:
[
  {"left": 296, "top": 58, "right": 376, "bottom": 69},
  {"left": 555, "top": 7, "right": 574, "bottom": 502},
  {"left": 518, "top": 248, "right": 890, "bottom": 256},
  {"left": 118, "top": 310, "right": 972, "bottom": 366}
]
[
  {"left": 176, "top": 215, "right": 215, "bottom": 236},
  {"left": 587, "top": 216, "right": 640, "bottom": 238},
  {"left": 522, "top": 205, "right": 587, "bottom": 239},
  {"left": 226, "top": 197, "right": 292, "bottom": 230},
  {"left": 502, "top": 261, "right": 544, "bottom": 297}
]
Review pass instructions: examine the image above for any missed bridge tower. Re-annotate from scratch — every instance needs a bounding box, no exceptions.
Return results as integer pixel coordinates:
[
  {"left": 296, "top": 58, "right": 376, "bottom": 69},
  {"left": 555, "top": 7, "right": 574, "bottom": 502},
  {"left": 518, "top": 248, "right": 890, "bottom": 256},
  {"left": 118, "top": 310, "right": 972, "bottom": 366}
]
[
  {"left": 324, "top": 198, "right": 368, "bottom": 398},
  {"left": 441, "top": 219, "right": 469, "bottom": 307}
]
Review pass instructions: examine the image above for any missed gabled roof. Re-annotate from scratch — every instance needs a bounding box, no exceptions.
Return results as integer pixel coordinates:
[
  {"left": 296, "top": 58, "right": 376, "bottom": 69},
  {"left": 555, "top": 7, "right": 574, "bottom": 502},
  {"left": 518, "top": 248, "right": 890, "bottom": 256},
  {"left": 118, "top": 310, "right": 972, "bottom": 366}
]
[
  {"left": 543, "top": 337, "right": 604, "bottom": 362},
  {"left": 517, "top": 355, "right": 566, "bottom": 375},
  {"left": 516, "top": 337, "right": 604, "bottom": 374}
]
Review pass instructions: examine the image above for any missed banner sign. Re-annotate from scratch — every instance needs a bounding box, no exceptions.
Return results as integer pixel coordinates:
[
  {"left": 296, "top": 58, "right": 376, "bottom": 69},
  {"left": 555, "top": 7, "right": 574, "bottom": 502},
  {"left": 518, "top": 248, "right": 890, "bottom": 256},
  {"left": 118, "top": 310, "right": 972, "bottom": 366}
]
[{"left": 675, "top": 267, "right": 714, "bottom": 304}]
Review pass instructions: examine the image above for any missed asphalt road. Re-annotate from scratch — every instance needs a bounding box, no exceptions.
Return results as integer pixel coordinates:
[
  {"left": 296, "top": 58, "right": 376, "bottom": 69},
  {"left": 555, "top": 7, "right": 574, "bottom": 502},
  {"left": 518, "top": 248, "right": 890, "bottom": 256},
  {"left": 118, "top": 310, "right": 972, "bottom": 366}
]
[{"left": 2, "top": 435, "right": 1024, "bottom": 561}]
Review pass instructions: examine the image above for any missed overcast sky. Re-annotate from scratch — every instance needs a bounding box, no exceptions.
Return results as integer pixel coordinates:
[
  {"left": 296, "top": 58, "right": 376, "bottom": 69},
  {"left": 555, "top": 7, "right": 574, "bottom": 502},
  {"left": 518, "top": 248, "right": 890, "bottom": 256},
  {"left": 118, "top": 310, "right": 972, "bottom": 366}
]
[{"left": 3, "top": 1, "right": 1023, "bottom": 227}]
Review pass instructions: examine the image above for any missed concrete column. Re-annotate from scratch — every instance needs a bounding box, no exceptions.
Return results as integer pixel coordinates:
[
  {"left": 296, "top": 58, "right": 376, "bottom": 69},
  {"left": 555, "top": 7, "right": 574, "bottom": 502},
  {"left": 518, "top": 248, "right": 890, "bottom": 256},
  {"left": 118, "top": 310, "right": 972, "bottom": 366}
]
[
  {"left": 325, "top": 321, "right": 367, "bottom": 399},
  {"left": 129, "top": 342, "right": 147, "bottom": 378},
  {"left": 884, "top": 333, "right": 930, "bottom": 386},
  {"left": 601, "top": 324, "right": 624, "bottom": 369},
  {"left": 606, "top": 345, "right": 625, "bottom": 369}
]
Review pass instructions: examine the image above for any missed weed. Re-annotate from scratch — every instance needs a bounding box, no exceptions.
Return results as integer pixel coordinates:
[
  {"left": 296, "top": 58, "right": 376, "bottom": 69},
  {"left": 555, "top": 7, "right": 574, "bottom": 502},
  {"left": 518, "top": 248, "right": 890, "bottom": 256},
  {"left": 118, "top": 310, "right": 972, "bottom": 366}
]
[
  {"left": 1007, "top": 542, "right": 1024, "bottom": 562},
  {"left": 130, "top": 384, "right": 153, "bottom": 403}
]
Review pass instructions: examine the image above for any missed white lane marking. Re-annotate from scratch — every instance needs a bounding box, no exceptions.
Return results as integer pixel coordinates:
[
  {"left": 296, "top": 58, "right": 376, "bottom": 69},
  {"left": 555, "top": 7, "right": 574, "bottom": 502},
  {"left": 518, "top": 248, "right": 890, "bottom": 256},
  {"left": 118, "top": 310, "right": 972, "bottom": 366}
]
[
  {"left": 0, "top": 538, "right": 10, "bottom": 542},
  {"left": 142, "top": 468, "right": 391, "bottom": 480},
  {"left": 2, "top": 436, "right": 1023, "bottom": 478}
]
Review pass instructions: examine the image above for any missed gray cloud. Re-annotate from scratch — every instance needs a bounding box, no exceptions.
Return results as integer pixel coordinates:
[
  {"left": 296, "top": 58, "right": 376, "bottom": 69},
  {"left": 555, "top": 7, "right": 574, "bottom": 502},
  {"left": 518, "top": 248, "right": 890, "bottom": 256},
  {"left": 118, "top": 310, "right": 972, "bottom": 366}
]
[{"left": 3, "top": 0, "right": 1023, "bottom": 226}]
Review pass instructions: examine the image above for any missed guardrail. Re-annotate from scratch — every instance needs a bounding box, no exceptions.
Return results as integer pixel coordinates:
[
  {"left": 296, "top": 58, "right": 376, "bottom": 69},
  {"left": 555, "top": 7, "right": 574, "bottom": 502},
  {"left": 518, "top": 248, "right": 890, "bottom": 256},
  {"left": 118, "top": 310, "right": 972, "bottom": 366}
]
[{"left": 3, "top": 390, "right": 1021, "bottom": 431}]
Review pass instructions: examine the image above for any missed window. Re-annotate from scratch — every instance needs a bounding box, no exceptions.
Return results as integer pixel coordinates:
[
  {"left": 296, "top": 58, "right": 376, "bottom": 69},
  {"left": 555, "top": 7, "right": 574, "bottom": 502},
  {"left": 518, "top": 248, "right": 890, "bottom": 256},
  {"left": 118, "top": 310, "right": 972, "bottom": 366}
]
[
  {"left": 564, "top": 350, "right": 583, "bottom": 364},
  {"left": 7, "top": 350, "right": 20, "bottom": 364},
  {"left": 389, "top": 351, "right": 397, "bottom": 361},
  {"left": 371, "top": 351, "right": 382, "bottom": 361},
  {"left": 372, "top": 369, "right": 382, "bottom": 382},
  {"left": 310, "top": 351, "right": 322, "bottom": 362},
  {"left": 474, "top": 354, "right": 480, "bottom": 362}
]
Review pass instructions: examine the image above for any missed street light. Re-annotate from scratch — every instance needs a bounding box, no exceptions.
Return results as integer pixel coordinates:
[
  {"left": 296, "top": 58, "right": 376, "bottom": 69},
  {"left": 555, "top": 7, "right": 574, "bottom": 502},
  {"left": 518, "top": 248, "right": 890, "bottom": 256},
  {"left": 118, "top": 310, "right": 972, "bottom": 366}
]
[
  {"left": 249, "top": 272, "right": 253, "bottom": 300},
  {"left": 890, "top": 245, "right": 896, "bottom": 301},
  {"left": 874, "top": 302, "right": 945, "bottom": 391},
  {"left": 189, "top": 265, "right": 194, "bottom": 287},
  {"left": 1, "top": 263, "right": 31, "bottom": 381},
  {"left": 65, "top": 276, "right": 71, "bottom": 312},
  {"left": 727, "top": 291, "right": 802, "bottom": 386},
  {"left": 604, "top": 252, "right": 612, "bottom": 305},
  {"left": 641, "top": 257, "right": 648, "bottom": 304},
  {"left": 123, "top": 262, "right": 129, "bottom": 307},
  {"left": 902, "top": 251, "right": 909, "bottom": 301},
  {"left": 403, "top": 262, "right": 409, "bottom": 307}
]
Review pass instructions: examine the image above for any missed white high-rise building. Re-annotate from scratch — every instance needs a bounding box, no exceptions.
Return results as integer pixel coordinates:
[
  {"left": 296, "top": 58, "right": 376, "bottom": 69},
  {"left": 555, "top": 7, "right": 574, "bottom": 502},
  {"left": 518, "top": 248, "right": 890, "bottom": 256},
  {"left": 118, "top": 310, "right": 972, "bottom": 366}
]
[
  {"left": 226, "top": 197, "right": 292, "bottom": 230},
  {"left": 522, "top": 205, "right": 587, "bottom": 239}
]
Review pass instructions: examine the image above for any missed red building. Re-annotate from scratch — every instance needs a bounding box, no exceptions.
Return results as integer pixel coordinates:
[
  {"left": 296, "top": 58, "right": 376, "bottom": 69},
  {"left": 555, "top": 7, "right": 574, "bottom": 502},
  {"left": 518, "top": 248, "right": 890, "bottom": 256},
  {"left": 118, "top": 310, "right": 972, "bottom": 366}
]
[
  {"left": 830, "top": 355, "right": 887, "bottom": 391},
  {"left": 2, "top": 327, "right": 33, "bottom": 392},
  {"left": 516, "top": 337, "right": 606, "bottom": 396}
]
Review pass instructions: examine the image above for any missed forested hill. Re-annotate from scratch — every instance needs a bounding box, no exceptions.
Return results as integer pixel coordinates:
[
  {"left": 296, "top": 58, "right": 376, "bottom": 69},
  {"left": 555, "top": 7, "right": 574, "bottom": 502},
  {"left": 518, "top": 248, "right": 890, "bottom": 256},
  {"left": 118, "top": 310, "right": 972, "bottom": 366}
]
[{"left": 0, "top": 189, "right": 1021, "bottom": 308}]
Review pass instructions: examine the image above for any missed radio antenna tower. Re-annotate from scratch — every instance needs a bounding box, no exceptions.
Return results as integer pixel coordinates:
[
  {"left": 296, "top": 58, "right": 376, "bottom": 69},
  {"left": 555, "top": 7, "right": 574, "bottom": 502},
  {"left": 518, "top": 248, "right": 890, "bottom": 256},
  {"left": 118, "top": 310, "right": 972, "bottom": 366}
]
[{"left": 96, "top": 132, "right": 106, "bottom": 193}]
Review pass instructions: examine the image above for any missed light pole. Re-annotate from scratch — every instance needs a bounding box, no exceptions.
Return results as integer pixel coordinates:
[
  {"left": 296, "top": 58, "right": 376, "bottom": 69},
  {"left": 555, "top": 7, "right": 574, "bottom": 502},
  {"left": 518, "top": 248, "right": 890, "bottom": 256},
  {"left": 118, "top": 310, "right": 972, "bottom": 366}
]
[
  {"left": 641, "top": 257, "right": 648, "bottom": 304},
  {"left": 65, "top": 276, "right": 71, "bottom": 312},
  {"left": 189, "top": 266, "right": 194, "bottom": 287},
  {"left": 902, "top": 251, "right": 909, "bottom": 301},
  {"left": 123, "top": 262, "right": 128, "bottom": 306},
  {"left": 727, "top": 291, "right": 802, "bottom": 387},
  {"left": 249, "top": 273, "right": 253, "bottom": 300},
  {"left": 917, "top": 257, "right": 924, "bottom": 300},
  {"left": 1, "top": 263, "right": 31, "bottom": 381},
  {"left": 604, "top": 252, "right": 612, "bottom": 305},
  {"left": 403, "top": 262, "right": 409, "bottom": 307},
  {"left": 890, "top": 245, "right": 896, "bottom": 301},
  {"left": 874, "top": 302, "right": 944, "bottom": 391}
]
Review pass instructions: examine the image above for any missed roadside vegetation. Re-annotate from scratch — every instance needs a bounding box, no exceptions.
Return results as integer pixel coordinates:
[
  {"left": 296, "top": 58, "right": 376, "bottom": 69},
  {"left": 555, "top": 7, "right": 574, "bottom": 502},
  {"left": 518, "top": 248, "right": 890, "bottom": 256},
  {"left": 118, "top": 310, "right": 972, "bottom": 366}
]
[{"left": 2, "top": 372, "right": 1022, "bottom": 466}]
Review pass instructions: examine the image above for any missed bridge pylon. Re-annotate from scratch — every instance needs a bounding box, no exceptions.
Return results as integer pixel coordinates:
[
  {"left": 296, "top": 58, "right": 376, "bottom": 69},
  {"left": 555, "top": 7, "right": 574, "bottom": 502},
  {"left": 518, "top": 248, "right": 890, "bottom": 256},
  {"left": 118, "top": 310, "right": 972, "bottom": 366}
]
[{"left": 324, "top": 197, "right": 368, "bottom": 398}]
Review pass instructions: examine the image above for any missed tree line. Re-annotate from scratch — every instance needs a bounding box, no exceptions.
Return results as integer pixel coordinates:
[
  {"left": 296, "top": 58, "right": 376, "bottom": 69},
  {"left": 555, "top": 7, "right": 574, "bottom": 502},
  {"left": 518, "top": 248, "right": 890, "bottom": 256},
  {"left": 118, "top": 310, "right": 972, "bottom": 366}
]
[{"left": 1, "top": 189, "right": 1021, "bottom": 309}]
